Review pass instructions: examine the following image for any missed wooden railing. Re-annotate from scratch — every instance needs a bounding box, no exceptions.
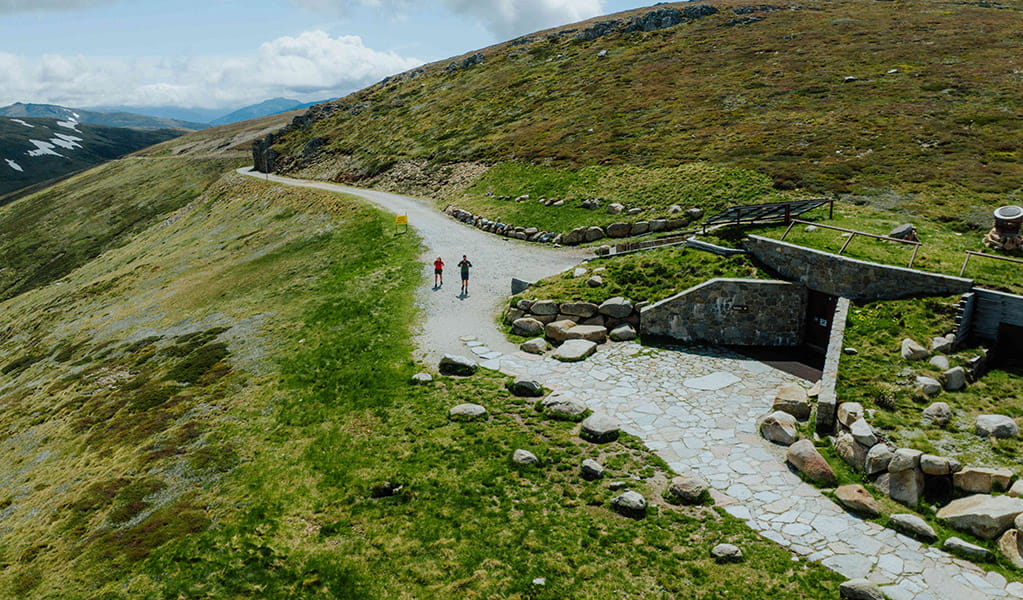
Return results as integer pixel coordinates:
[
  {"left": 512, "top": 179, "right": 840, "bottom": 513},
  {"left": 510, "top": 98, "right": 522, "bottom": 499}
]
[
  {"left": 781, "top": 219, "right": 922, "bottom": 268},
  {"left": 959, "top": 250, "right": 1023, "bottom": 277}
]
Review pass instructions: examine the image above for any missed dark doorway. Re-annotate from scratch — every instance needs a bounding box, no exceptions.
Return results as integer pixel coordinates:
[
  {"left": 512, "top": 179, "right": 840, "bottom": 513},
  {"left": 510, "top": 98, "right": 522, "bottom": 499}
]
[
  {"left": 993, "top": 322, "right": 1023, "bottom": 373},
  {"left": 804, "top": 290, "right": 839, "bottom": 353}
]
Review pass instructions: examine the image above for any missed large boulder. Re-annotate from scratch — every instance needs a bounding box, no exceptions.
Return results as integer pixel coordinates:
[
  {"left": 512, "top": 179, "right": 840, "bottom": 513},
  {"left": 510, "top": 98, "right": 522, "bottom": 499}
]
[
  {"left": 919, "top": 454, "right": 960, "bottom": 476},
  {"left": 609, "top": 323, "right": 637, "bottom": 342},
  {"left": 667, "top": 473, "right": 710, "bottom": 505},
  {"left": 758, "top": 411, "right": 799, "bottom": 446},
  {"left": 888, "top": 448, "right": 922, "bottom": 473},
  {"left": 606, "top": 222, "right": 631, "bottom": 238},
  {"left": 888, "top": 513, "right": 937, "bottom": 543},
  {"left": 835, "top": 484, "right": 881, "bottom": 518},
  {"left": 953, "top": 466, "right": 1014, "bottom": 494},
  {"left": 564, "top": 325, "right": 608, "bottom": 343},
  {"left": 439, "top": 354, "right": 478, "bottom": 376},
  {"left": 849, "top": 418, "right": 877, "bottom": 447},
  {"left": 835, "top": 432, "right": 868, "bottom": 472},
  {"left": 545, "top": 319, "right": 578, "bottom": 342},
  {"left": 1000, "top": 529, "right": 1023, "bottom": 569},
  {"left": 887, "top": 468, "right": 925, "bottom": 507},
  {"left": 937, "top": 494, "right": 1023, "bottom": 539},
  {"left": 839, "top": 578, "right": 884, "bottom": 600},
  {"left": 553, "top": 339, "right": 598, "bottom": 362},
  {"left": 597, "top": 296, "right": 633, "bottom": 319},
  {"left": 562, "top": 227, "right": 586, "bottom": 245},
  {"left": 512, "top": 317, "right": 545, "bottom": 336},
  {"left": 610, "top": 490, "right": 647, "bottom": 518},
  {"left": 865, "top": 444, "right": 894, "bottom": 475},
  {"left": 901, "top": 338, "right": 930, "bottom": 360},
  {"left": 580, "top": 414, "right": 620, "bottom": 443},
  {"left": 772, "top": 383, "right": 811, "bottom": 420},
  {"left": 922, "top": 402, "right": 952, "bottom": 426},
  {"left": 449, "top": 403, "right": 487, "bottom": 421},
  {"left": 943, "top": 366, "right": 967, "bottom": 391},
  {"left": 560, "top": 302, "right": 598, "bottom": 318},
  {"left": 837, "top": 402, "right": 864, "bottom": 428},
  {"left": 584, "top": 226, "right": 605, "bottom": 242},
  {"left": 520, "top": 337, "right": 548, "bottom": 354},
  {"left": 786, "top": 440, "right": 837, "bottom": 486},
  {"left": 975, "top": 414, "right": 1019, "bottom": 438}
]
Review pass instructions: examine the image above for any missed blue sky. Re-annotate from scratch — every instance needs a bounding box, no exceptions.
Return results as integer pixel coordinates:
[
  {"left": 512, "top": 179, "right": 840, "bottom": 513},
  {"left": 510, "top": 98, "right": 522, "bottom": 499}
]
[{"left": 0, "top": 0, "right": 650, "bottom": 110}]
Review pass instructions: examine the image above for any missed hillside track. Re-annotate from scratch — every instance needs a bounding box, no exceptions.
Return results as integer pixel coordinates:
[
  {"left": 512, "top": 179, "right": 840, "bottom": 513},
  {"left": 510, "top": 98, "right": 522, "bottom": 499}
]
[{"left": 239, "top": 167, "right": 587, "bottom": 364}]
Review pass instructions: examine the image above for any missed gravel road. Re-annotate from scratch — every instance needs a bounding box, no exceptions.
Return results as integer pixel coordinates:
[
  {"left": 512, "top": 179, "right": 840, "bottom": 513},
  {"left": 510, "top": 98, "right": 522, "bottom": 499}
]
[{"left": 239, "top": 167, "right": 588, "bottom": 364}]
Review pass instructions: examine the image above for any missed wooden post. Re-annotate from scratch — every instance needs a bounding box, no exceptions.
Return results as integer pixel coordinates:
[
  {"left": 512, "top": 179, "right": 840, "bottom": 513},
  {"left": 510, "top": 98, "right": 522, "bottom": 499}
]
[
  {"left": 959, "top": 252, "right": 972, "bottom": 277},
  {"left": 829, "top": 197, "right": 834, "bottom": 220},
  {"left": 908, "top": 245, "right": 919, "bottom": 269},
  {"left": 781, "top": 220, "right": 797, "bottom": 241},
  {"left": 839, "top": 233, "right": 855, "bottom": 255},
  {"left": 784, "top": 203, "right": 791, "bottom": 224}
]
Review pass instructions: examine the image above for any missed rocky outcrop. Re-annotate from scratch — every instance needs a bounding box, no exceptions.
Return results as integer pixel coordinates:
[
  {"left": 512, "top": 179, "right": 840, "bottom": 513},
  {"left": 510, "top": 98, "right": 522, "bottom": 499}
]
[{"left": 575, "top": 5, "right": 718, "bottom": 41}]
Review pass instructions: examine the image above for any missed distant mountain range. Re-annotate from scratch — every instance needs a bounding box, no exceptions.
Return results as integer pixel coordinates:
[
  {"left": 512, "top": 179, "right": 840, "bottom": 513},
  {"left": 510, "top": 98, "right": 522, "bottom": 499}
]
[
  {"left": 0, "top": 103, "right": 207, "bottom": 131},
  {"left": 0, "top": 116, "right": 182, "bottom": 199},
  {"left": 84, "top": 97, "right": 333, "bottom": 128}
]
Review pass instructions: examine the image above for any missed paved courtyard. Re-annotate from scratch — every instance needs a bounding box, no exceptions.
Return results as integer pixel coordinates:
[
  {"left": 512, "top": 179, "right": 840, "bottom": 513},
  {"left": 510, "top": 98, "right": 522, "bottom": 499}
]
[{"left": 461, "top": 338, "right": 1021, "bottom": 600}]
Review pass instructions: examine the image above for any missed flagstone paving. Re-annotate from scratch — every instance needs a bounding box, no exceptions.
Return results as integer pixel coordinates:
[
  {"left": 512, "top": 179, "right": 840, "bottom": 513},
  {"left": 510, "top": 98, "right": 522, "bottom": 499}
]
[{"left": 463, "top": 338, "right": 1020, "bottom": 600}]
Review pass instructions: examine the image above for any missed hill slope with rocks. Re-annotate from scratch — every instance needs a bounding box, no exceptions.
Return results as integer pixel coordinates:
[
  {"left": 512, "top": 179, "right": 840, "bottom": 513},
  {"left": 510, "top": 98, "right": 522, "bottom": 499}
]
[{"left": 255, "top": 0, "right": 1023, "bottom": 230}]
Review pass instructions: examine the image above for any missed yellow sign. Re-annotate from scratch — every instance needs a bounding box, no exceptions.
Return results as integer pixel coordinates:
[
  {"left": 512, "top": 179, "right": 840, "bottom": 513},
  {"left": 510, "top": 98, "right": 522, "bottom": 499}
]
[{"left": 395, "top": 215, "right": 408, "bottom": 226}]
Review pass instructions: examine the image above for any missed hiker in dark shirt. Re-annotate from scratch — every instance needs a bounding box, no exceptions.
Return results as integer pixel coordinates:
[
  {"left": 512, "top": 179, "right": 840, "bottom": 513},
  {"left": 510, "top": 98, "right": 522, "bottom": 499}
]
[{"left": 458, "top": 255, "right": 472, "bottom": 295}]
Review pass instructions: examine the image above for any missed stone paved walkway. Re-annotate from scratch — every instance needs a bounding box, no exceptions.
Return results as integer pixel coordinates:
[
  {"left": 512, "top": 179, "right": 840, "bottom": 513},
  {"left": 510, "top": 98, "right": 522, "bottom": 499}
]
[{"left": 461, "top": 338, "right": 1022, "bottom": 600}]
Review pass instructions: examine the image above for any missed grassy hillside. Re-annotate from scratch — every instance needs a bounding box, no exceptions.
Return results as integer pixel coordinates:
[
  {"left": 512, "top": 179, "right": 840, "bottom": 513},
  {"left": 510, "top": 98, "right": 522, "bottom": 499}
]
[
  {"left": 261, "top": 0, "right": 1022, "bottom": 234},
  {"left": 0, "top": 117, "right": 182, "bottom": 198}
]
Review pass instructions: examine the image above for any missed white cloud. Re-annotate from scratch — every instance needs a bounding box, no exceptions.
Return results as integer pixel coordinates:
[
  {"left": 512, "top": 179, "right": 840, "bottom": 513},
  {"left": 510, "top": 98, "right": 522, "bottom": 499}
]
[
  {"left": 0, "top": 0, "right": 114, "bottom": 14},
  {"left": 0, "top": 31, "right": 423, "bottom": 110},
  {"left": 291, "top": 0, "right": 605, "bottom": 39}
]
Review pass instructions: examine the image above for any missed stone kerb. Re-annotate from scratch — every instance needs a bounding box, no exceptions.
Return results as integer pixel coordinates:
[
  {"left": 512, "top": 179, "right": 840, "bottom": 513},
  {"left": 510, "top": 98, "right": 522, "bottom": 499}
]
[
  {"left": 505, "top": 297, "right": 639, "bottom": 335},
  {"left": 640, "top": 278, "right": 806, "bottom": 346},
  {"left": 743, "top": 235, "right": 974, "bottom": 301}
]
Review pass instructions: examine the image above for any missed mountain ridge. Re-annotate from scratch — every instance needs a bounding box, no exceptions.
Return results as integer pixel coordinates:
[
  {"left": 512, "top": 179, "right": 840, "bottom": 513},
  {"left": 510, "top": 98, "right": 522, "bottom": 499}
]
[{"left": 0, "top": 103, "right": 207, "bottom": 131}]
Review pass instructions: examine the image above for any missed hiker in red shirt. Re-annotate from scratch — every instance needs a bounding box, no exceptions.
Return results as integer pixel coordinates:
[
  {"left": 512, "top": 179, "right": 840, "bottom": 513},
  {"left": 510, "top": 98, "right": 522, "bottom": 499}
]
[{"left": 433, "top": 257, "right": 444, "bottom": 287}]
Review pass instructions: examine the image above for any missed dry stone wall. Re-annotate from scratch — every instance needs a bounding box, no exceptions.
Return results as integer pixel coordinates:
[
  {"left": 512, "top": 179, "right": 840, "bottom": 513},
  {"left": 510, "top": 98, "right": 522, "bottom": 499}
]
[
  {"left": 744, "top": 235, "right": 973, "bottom": 301},
  {"left": 640, "top": 278, "right": 806, "bottom": 346}
]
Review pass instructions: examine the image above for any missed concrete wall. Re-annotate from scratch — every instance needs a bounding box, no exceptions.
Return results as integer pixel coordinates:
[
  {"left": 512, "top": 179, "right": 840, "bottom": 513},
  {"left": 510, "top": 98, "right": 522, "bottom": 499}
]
[
  {"left": 744, "top": 236, "right": 974, "bottom": 301},
  {"left": 959, "top": 288, "right": 1023, "bottom": 345},
  {"left": 640, "top": 278, "right": 806, "bottom": 346}
]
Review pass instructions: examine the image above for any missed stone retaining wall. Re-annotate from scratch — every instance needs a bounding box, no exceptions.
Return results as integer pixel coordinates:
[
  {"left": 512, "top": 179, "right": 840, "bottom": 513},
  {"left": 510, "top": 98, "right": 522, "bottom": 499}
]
[
  {"left": 815, "top": 297, "right": 850, "bottom": 435},
  {"left": 640, "top": 278, "right": 806, "bottom": 346},
  {"left": 744, "top": 235, "right": 974, "bottom": 301}
]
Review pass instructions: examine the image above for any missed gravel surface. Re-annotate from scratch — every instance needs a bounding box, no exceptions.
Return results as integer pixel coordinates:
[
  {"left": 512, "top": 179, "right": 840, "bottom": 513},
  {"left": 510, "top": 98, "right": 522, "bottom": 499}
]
[{"left": 240, "top": 168, "right": 588, "bottom": 364}]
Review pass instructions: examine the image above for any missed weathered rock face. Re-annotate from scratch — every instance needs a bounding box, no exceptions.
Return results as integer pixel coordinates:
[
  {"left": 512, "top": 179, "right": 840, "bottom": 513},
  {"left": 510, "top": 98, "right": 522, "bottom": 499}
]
[
  {"left": 786, "top": 440, "right": 837, "bottom": 486},
  {"left": 975, "top": 414, "right": 1019, "bottom": 438},
  {"left": 835, "top": 484, "right": 881, "bottom": 518},
  {"left": 759, "top": 411, "right": 799, "bottom": 446},
  {"left": 772, "top": 383, "right": 811, "bottom": 420},
  {"left": 954, "top": 466, "right": 1014, "bottom": 494},
  {"left": 835, "top": 432, "right": 868, "bottom": 472},
  {"left": 439, "top": 354, "right": 478, "bottom": 376},
  {"left": 922, "top": 402, "right": 952, "bottom": 426},
  {"left": 888, "top": 513, "right": 937, "bottom": 543},
  {"left": 580, "top": 414, "right": 620, "bottom": 443},
  {"left": 668, "top": 473, "right": 710, "bottom": 505},
  {"left": 901, "top": 338, "right": 930, "bottom": 360},
  {"left": 937, "top": 494, "right": 1023, "bottom": 539},
  {"left": 553, "top": 339, "right": 597, "bottom": 362},
  {"left": 610, "top": 490, "right": 647, "bottom": 518}
]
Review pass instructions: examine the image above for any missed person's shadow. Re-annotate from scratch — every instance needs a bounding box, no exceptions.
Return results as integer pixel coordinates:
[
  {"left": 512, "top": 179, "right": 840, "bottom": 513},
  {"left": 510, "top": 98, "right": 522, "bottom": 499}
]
[{"left": 458, "top": 290, "right": 469, "bottom": 300}]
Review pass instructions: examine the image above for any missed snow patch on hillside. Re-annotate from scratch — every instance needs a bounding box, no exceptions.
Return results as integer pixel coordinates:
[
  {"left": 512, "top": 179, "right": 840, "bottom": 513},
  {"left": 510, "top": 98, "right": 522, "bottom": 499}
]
[
  {"left": 57, "top": 120, "right": 80, "bottom": 132},
  {"left": 10, "top": 118, "right": 34, "bottom": 128},
  {"left": 51, "top": 133, "right": 83, "bottom": 150},
  {"left": 27, "top": 140, "right": 65, "bottom": 158},
  {"left": 5, "top": 159, "right": 24, "bottom": 172}
]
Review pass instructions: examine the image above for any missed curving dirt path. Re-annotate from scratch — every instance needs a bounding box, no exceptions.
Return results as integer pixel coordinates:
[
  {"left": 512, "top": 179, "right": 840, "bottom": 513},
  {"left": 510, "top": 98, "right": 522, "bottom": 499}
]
[{"left": 239, "top": 167, "right": 587, "bottom": 364}]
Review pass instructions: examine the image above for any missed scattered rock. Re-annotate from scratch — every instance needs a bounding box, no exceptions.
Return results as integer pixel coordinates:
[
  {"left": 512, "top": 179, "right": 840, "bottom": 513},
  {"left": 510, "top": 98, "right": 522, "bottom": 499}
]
[
  {"left": 865, "top": 444, "right": 894, "bottom": 475},
  {"left": 668, "top": 204, "right": 682, "bottom": 214},
  {"left": 901, "top": 338, "right": 930, "bottom": 360},
  {"left": 772, "top": 383, "right": 811, "bottom": 420},
  {"left": 586, "top": 275, "right": 604, "bottom": 288},
  {"left": 580, "top": 413, "right": 620, "bottom": 443},
  {"left": 710, "top": 543, "right": 743, "bottom": 563},
  {"left": 920, "top": 454, "right": 959, "bottom": 476},
  {"left": 943, "top": 366, "right": 967, "bottom": 392},
  {"left": 758, "top": 411, "right": 799, "bottom": 446},
  {"left": 530, "top": 300, "right": 559, "bottom": 315},
  {"left": 581, "top": 458, "right": 605, "bottom": 480},
  {"left": 888, "top": 513, "right": 937, "bottom": 543},
  {"left": 929, "top": 355, "right": 950, "bottom": 370},
  {"left": 512, "top": 317, "right": 545, "bottom": 336},
  {"left": 839, "top": 578, "right": 883, "bottom": 600},
  {"left": 606, "top": 222, "right": 631, "bottom": 238},
  {"left": 545, "top": 319, "right": 578, "bottom": 342},
  {"left": 598, "top": 296, "right": 633, "bottom": 318},
  {"left": 975, "top": 414, "right": 1019, "bottom": 439},
  {"left": 1009, "top": 480, "right": 1023, "bottom": 498},
  {"left": 786, "top": 439, "right": 837, "bottom": 486},
  {"left": 954, "top": 466, "right": 1014, "bottom": 494},
  {"left": 686, "top": 207, "right": 704, "bottom": 221},
  {"left": 585, "top": 227, "right": 606, "bottom": 242},
  {"left": 922, "top": 402, "right": 952, "bottom": 427},
  {"left": 627, "top": 207, "right": 642, "bottom": 216},
  {"left": 937, "top": 494, "right": 1023, "bottom": 539},
  {"left": 835, "top": 484, "right": 882, "bottom": 518},
  {"left": 930, "top": 333, "right": 955, "bottom": 354},
  {"left": 607, "top": 202, "right": 625, "bottom": 215},
  {"left": 511, "top": 277, "right": 532, "bottom": 295},
  {"left": 849, "top": 418, "right": 877, "bottom": 447},
  {"left": 449, "top": 403, "right": 487, "bottom": 421},
  {"left": 915, "top": 376, "right": 942, "bottom": 397},
  {"left": 439, "top": 354, "right": 478, "bottom": 376},
  {"left": 520, "top": 337, "right": 548, "bottom": 354},
  {"left": 610, "top": 490, "right": 647, "bottom": 519},
  {"left": 943, "top": 536, "right": 993, "bottom": 560},
  {"left": 609, "top": 323, "right": 637, "bottom": 342},
  {"left": 553, "top": 339, "right": 598, "bottom": 362},
  {"left": 540, "top": 395, "right": 587, "bottom": 420},
  {"left": 509, "top": 379, "right": 543, "bottom": 397},
  {"left": 411, "top": 372, "right": 433, "bottom": 385},
  {"left": 560, "top": 301, "right": 598, "bottom": 318},
  {"left": 837, "top": 402, "right": 864, "bottom": 427},
  {"left": 1000, "top": 529, "right": 1023, "bottom": 569},
  {"left": 667, "top": 473, "right": 709, "bottom": 505},
  {"left": 370, "top": 481, "right": 404, "bottom": 498},
  {"left": 512, "top": 449, "right": 539, "bottom": 465},
  {"left": 888, "top": 448, "right": 922, "bottom": 473},
  {"left": 835, "top": 431, "right": 868, "bottom": 472},
  {"left": 564, "top": 324, "right": 608, "bottom": 343}
]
